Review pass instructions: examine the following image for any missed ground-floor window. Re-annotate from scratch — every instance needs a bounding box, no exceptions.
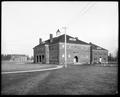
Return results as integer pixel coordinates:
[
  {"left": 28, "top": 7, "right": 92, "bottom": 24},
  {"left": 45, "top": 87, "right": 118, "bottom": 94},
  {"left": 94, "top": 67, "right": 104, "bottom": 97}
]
[
  {"left": 94, "top": 58, "right": 97, "bottom": 61},
  {"left": 103, "top": 58, "right": 106, "bottom": 61},
  {"left": 42, "top": 55, "right": 44, "bottom": 59},
  {"left": 39, "top": 55, "right": 41, "bottom": 62},
  {"left": 37, "top": 56, "right": 39, "bottom": 62},
  {"left": 35, "top": 54, "right": 45, "bottom": 63}
]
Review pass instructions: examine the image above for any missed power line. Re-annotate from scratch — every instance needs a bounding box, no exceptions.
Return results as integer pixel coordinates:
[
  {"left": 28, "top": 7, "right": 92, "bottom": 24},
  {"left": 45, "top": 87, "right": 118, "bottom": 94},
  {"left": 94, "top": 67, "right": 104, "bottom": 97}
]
[
  {"left": 67, "top": 3, "right": 91, "bottom": 26},
  {"left": 79, "top": 2, "right": 91, "bottom": 16},
  {"left": 67, "top": 2, "right": 96, "bottom": 27},
  {"left": 80, "top": 3, "right": 96, "bottom": 16}
]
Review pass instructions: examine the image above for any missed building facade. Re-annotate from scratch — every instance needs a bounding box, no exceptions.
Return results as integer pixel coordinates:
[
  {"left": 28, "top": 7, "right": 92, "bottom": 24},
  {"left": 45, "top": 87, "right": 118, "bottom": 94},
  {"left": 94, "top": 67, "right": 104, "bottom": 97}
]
[
  {"left": 89, "top": 43, "right": 108, "bottom": 64},
  {"left": 33, "top": 33, "right": 108, "bottom": 65}
]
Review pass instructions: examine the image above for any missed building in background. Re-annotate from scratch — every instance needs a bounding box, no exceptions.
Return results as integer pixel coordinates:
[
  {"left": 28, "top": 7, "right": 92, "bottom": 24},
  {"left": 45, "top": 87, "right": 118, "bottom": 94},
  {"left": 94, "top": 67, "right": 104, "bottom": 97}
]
[
  {"left": 10, "top": 54, "right": 28, "bottom": 62},
  {"left": 33, "top": 30, "right": 108, "bottom": 65}
]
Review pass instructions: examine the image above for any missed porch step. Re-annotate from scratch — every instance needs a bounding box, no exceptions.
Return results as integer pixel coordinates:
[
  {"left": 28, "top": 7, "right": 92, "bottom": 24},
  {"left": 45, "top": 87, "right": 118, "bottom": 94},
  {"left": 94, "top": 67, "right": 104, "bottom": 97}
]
[{"left": 73, "top": 62, "right": 83, "bottom": 65}]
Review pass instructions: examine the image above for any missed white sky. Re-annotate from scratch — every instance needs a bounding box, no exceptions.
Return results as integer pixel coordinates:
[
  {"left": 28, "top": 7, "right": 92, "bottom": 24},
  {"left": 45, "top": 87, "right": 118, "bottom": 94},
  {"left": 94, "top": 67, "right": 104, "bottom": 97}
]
[{"left": 2, "top": 1, "right": 118, "bottom": 57}]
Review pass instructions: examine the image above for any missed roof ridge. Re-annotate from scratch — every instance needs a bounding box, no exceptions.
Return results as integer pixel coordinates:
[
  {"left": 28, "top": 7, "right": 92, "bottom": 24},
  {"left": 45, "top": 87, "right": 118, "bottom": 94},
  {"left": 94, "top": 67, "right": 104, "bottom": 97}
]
[{"left": 33, "top": 34, "right": 90, "bottom": 49}]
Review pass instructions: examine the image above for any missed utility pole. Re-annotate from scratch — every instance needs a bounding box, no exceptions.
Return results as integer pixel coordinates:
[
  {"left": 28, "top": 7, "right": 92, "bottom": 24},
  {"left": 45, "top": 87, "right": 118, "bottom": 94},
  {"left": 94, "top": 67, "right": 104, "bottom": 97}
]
[{"left": 62, "top": 26, "right": 67, "bottom": 68}]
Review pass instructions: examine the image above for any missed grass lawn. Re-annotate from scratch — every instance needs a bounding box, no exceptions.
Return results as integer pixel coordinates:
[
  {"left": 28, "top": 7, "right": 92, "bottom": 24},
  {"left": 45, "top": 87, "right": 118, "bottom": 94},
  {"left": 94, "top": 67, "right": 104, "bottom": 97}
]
[
  {"left": 2, "top": 61, "right": 58, "bottom": 72},
  {"left": 2, "top": 64, "right": 118, "bottom": 95}
]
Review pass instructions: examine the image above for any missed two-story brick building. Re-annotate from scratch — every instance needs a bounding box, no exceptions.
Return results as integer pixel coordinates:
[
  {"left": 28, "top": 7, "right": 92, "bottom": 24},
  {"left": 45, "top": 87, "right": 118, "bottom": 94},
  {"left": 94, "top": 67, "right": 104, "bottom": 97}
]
[{"left": 33, "top": 33, "right": 108, "bottom": 65}]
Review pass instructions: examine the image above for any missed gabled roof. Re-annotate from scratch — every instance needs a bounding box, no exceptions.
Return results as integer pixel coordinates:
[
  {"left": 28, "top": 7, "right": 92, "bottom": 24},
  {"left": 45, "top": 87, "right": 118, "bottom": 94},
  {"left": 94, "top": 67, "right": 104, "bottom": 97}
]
[
  {"left": 33, "top": 34, "right": 89, "bottom": 49},
  {"left": 89, "top": 42, "right": 108, "bottom": 51},
  {"left": 57, "top": 34, "right": 89, "bottom": 45}
]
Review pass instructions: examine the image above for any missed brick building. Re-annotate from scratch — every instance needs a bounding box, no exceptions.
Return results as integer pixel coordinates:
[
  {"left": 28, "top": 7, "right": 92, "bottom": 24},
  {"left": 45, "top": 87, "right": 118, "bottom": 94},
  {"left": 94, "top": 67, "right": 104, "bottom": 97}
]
[
  {"left": 33, "top": 33, "right": 108, "bottom": 65},
  {"left": 89, "top": 42, "right": 108, "bottom": 64}
]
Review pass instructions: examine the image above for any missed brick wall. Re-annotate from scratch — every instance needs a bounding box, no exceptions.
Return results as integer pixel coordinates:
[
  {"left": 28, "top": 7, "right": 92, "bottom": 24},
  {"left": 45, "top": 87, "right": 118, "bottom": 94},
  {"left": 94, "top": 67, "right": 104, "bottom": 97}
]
[
  {"left": 45, "top": 44, "right": 49, "bottom": 64},
  {"left": 49, "top": 43, "right": 59, "bottom": 64},
  {"left": 59, "top": 43, "right": 90, "bottom": 65},
  {"left": 92, "top": 50, "right": 108, "bottom": 63}
]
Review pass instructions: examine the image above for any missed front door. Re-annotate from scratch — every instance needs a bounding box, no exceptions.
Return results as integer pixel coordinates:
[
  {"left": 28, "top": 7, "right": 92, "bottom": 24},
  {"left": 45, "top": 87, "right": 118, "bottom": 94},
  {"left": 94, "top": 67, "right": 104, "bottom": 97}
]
[
  {"left": 42, "top": 55, "right": 45, "bottom": 63},
  {"left": 74, "top": 56, "right": 78, "bottom": 63}
]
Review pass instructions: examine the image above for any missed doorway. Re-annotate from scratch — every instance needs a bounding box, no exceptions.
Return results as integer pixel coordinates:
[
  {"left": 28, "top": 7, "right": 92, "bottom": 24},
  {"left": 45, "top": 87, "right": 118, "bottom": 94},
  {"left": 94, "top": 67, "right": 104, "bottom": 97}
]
[
  {"left": 99, "top": 57, "right": 102, "bottom": 63},
  {"left": 74, "top": 56, "right": 78, "bottom": 63},
  {"left": 42, "top": 55, "right": 45, "bottom": 63}
]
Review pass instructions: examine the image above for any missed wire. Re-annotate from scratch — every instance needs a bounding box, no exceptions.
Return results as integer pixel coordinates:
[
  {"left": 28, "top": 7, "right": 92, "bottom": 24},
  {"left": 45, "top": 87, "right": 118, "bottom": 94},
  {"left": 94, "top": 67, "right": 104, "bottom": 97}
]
[
  {"left": 80, "top": 3, "right": 96, "bottom": 16},
  {"left": 67, "top": 2, "right": 96, "bottom": 27},
  {"left": 67, "top": 3, "right": 91, "bottom": 26},
  {"left": 79, "top": 2, "right": 91, "bottom": 16}
]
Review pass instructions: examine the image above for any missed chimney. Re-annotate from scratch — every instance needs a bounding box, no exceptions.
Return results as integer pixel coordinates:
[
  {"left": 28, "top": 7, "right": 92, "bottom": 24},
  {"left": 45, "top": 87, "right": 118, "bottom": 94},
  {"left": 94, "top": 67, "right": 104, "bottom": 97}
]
[
  {"left": 50, "top": 34, "right": 53, "bottom": 42},
  {"left": 89, "top": 42, "right": 92, "bottom": 44},
  {"left": 39, "top": 38, "right": 42, "bottom": 44},
  {"left": 75, "top": 37, "right": 78, "bottom": 40}
]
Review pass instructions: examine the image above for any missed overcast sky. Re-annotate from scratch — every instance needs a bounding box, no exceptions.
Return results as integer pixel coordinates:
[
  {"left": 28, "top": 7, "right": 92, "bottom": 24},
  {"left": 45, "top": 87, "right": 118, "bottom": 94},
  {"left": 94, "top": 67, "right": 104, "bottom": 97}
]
[{"left": 2, "top": 1, "right": 118, "bottom": 57}]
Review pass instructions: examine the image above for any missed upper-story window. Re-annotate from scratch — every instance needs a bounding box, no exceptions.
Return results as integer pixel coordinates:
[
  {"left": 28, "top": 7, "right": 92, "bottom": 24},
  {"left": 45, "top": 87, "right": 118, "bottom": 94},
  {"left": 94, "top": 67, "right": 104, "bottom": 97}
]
[
  {"left": 69, "top": 38, "right": 76, "bottom": 41},
  {"left": 103, "top": 58, "right": 106, "bottom": 61},
  {"left": 104, "top": 53, "right": 107, "bottom": 55},
  {"left": 97, "top": 47, "right": 102, "bottom": 50},
  {"left": 50, "top": 45, "right": 57, "bottom": 50},
  {"left": 94, "top": 58, "right": 97, "bottom": 60}
]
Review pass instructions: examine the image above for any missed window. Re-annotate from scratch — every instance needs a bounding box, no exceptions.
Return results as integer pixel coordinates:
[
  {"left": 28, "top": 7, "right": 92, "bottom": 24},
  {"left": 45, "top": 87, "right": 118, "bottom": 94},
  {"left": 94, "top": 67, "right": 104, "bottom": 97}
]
[
  {"left": 69, "top": 38, "right": 76, "bottom": 41},
  {"left": 62, "top": 44, "right": 64, "bottom": 48},
  {"left": 68, "top": 54, "right": 71, "bottom": 58},
  {"left": 42, "top": 55, "right": 44, "bottom": 59},
  {"left": 103, "top": 58, "right": 106, "bottom": 61},
  {"left": 74, "top": 56, "right": 78, "bottom": 63},
  {"left": 50, "top": 46, "right": 52, "bottom": 50},
  {"left": 81, "top": 47, "right": 84, "bottom": 50},
  {"left": 39, "top": 55, "right": 41, "bottom": 62},
  {"left": 62, "top": 54, "right": 64, "bottom": 58},
  {"left": 94, "top": 58, "right": 97, "bottom": 60},
  {"left": 85, "top": 55, "right": 88, "bottom": 58},
  {"left": 37, "top": 56, "right": 39, "bottom": 62}
]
